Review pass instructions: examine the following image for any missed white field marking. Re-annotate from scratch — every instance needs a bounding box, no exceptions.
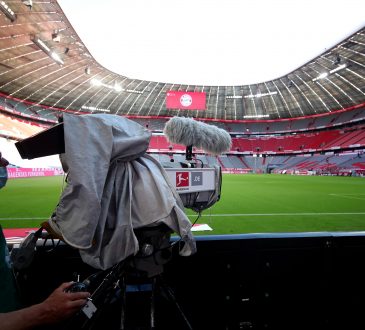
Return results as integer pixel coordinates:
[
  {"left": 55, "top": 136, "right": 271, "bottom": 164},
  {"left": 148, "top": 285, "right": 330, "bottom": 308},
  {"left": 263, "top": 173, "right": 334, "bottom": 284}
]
[
  {"left": 2, "top": 212, "right": 365, "bottom": 221},
  {"left": 187, "top": 212, "right": 365, "bottom": 217},
  {"left": 0, "top": 217, "right": 47, "bottom": 220},
  {"left": 329, "top": 193, "right": 365, "bottom": 201}
]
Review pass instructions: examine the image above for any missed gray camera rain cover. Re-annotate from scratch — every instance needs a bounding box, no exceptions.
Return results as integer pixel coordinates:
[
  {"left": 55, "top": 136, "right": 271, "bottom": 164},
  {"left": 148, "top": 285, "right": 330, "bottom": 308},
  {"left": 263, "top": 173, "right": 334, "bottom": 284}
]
[{"left": 48, "top": 113, "right": 196, "bottom": 270}]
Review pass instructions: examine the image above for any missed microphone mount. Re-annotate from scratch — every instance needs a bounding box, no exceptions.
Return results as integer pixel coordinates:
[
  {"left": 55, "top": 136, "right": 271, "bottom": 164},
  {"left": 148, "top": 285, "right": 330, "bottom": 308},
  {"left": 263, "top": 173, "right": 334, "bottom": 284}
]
[{"left": 185, "top": 145, "right": 193, "bottom": 161}]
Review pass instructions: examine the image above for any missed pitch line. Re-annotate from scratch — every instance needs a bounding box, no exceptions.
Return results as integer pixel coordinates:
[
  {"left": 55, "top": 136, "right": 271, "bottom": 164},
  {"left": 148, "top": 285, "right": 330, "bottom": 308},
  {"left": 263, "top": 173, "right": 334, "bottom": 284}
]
[
  {"left": 2, "top": 212, "right": 365, "bottom": 221},
  {"left": 0, "top": 217, "right": 47, "bottom": 220},
  {"left": 188, "top": 212, "right": 365, "bottom": 217},
  {"left": 329, "top": 193, "right": 365, "bottom": 201}
]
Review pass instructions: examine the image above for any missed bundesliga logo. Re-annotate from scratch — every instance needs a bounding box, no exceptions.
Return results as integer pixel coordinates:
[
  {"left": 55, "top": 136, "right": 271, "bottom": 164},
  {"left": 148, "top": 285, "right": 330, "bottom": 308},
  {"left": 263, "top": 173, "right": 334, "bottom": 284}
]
[
  {"left": 176, "top": 172, "right": 189, "bottom": 187},
  {"left": 180, "top": 94, "right": 192, "bottom": 107},
  {"left": 176, "top": 171, "right": 203, "bottom": 188}
]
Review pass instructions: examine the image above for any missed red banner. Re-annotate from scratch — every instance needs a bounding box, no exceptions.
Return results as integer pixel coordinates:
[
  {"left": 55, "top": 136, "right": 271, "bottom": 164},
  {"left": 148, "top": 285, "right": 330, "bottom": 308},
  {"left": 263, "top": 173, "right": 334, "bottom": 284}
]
[
  {"left": 7, "top": 167, "right": 64, "bottom": 178},
  {"left": 166, "top": 91, "right": 206, "bottom": 110}
]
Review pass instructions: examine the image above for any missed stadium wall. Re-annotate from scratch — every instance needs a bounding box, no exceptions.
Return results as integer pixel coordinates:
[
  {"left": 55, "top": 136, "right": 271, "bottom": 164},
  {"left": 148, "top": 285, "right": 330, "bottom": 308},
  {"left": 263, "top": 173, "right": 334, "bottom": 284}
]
[{"left": 15, "top": 232, "right": 365, "bottom": 330}]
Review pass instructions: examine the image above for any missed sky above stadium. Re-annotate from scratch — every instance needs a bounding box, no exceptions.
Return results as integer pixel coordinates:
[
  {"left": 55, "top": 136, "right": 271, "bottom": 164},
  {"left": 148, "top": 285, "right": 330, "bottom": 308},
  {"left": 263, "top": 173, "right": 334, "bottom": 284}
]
[{"left": 58, "top": 0, "right": 365, "bottom": 86}]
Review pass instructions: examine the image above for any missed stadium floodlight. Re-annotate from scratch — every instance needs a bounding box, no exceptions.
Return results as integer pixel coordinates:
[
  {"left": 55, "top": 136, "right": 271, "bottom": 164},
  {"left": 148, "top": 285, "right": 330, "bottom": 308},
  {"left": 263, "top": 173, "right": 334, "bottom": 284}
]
[
  {"left": 50, "top": 51, "right": 64, "bottom": 65},
  {"left": 330, "top": 63, "right": 347, "bottom": 74},
  {"left": 114, "top": 83, "right": 122, "bottom": 92},
  {"left": 318, "top": 72, "right": 328, "bottom": 79},
  {"left": 31, "top": 36, "right": 64, "bottom": 65},
  {"left": 226, "top": 95, "right": 242, "bottom": 99},
  {"left": 0, "top": 1, "right": 16, "bottom": 22},
  {"left": 243, "top": 114, "right": 270, "bottom": 119},
  {"left": 125, "top": 89, "right": 143, "bottom": 94},
  {"left": 90, "top": 78, "right": 103, "bottom": 86},
  {"left": 32, "top": 37, "right": 50, "bottom": 52},
  {"left": 90, "top": 78, "right": 117, "bottom": 91},
  {"left": 244, "top": 91, "right": 277, "bottom": 98},
  {"left": 313, "top": 63, "right": 347, "bottom": 82},
  {"left": 21, "top": 0, "right": 32, "bottom": 10},
  {"left": 89, "top": 78, "right": 143, "bottom": 94},
  {"left": 81, "top": 105, "right": 110, "bottom": 112},
  {"left": 312, "top": 72, "right": 328, "bottom": 82}
]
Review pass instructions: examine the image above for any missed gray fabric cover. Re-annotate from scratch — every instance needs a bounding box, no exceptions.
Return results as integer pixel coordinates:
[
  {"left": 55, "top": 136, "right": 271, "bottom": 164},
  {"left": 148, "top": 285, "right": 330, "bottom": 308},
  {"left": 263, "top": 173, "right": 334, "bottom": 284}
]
[{"left": 48, "top": 113, "right": 196, "bottom": 270}]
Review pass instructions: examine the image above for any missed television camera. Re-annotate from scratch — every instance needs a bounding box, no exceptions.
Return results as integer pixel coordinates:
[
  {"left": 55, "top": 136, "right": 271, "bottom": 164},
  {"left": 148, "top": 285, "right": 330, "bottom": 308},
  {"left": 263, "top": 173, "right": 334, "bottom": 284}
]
[
  {"left": 13, "top": 114, "right": 231, "bottom": 329},
  {"left": 15, "top": 116, "right": 230, "bottom": 213}
]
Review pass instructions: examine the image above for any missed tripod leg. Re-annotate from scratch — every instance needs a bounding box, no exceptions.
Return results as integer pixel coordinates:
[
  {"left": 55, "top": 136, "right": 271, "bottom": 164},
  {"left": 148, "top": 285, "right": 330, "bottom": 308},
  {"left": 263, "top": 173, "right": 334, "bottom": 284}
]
[
  {"left": 151, "top": 277, "right": 156, "bottom": 329},
  {"left": 158, "top": 277, "right": 193, "bottom": 330},
  {"left": 120, "top": 277, "right": 126, "bottom": 330}
]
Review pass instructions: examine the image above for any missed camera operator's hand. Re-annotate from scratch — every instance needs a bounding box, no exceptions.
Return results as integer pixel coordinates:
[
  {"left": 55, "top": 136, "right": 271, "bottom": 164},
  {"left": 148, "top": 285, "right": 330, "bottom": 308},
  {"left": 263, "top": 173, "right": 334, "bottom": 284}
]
[
  {"left": 36, "top": 282, "right": 90, "bottom": 323},
  {"left": 0, "top": 282, "right": 90, "bottom": 330},
  {"left": 0, "top": 152, "right": 9, "bottom": 167}
]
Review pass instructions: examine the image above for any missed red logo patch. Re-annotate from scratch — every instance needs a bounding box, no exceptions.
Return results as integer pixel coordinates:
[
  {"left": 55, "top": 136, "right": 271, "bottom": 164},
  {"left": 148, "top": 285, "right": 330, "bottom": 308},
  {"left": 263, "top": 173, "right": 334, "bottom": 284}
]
[{"left": 176, "top": 172, "right": 189, "bottom": 187}]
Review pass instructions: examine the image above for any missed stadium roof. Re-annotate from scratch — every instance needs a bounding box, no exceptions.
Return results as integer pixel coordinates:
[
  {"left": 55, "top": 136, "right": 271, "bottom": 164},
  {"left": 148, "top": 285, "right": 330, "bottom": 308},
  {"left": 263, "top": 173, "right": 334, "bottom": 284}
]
[
  {"left": 0, "top": 1, "right": 364, "bottom": 120},
  {"left": 58, "top": 0, "right": 365, "bottom": 87}
]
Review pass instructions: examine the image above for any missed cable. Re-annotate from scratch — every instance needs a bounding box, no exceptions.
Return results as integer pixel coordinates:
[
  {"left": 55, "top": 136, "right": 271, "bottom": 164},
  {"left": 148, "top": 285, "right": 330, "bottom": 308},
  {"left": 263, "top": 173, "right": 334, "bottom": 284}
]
[
  {"left": 194, "top": 158, "right": 204, "bottom": 168},
  {"left": 169, "top": 212, "right": 201, "bottom": 250}
]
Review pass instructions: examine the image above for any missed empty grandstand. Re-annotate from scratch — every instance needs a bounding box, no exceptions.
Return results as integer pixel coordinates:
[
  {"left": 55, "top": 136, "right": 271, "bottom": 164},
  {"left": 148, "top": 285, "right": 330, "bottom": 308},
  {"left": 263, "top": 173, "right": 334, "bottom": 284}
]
[{"left": 1, "top": 2, "right": 365, "bottom": 329}]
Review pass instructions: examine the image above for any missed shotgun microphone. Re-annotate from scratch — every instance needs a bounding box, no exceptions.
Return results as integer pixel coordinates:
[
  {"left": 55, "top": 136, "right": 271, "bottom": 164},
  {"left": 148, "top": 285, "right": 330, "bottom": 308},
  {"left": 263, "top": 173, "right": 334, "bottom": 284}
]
[{"left": 163, "top": 117, "right": 232, "bottom": 155}]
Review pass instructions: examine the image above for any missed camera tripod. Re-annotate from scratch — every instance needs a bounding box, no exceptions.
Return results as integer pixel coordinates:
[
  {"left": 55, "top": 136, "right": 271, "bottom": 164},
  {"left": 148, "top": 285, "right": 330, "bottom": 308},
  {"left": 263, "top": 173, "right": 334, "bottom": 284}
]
[
  {"left": 118, "top": 267, "right": 193, "bottom": 330},
  {"left": 65, "top": 225, "right": 193, "bottom": 330}
]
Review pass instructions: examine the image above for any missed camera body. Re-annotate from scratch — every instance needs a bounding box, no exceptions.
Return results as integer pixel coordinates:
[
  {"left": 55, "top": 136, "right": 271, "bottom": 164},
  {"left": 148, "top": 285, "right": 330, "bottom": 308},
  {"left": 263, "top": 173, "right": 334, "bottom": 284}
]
[{"left": 164, "top": 165, "right": 222, "bottom": 212}]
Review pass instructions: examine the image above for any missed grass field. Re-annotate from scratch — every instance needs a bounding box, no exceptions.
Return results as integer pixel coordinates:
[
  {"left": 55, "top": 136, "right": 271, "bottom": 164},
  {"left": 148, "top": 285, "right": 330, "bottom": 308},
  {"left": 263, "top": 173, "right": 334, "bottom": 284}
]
[{"left": 1, "top": 174, "right": 365, "bottom": 234}]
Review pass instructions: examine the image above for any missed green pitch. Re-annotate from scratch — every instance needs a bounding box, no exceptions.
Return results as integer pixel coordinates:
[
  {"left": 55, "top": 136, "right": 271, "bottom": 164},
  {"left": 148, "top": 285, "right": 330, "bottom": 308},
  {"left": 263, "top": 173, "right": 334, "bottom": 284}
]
[{"left": 1, "top": 174, "right": 365, "bottom": 234}]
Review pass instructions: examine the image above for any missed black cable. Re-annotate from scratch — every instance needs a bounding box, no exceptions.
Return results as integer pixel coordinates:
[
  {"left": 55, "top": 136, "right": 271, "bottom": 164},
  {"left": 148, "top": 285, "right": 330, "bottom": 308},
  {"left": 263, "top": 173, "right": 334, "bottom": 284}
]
[
  {"left": 194, "top": 158, "right": 204, "bottom": 168},
  {"left": 169, "top": 212, "right": 201, "bottom": 250}
]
